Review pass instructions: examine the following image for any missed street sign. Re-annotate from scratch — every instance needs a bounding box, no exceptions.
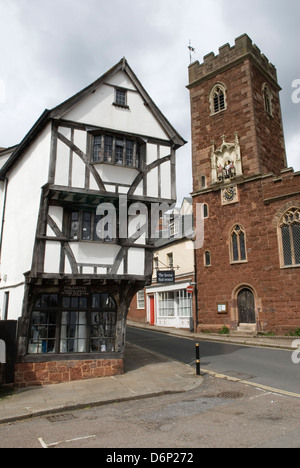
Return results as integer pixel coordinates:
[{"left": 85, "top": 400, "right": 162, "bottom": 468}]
[
  {"left": 186, "top": 285, "right": 194, "bottom": 294},
  {"left": 157, "top": 270, "right": 175, "bottom": 284}
]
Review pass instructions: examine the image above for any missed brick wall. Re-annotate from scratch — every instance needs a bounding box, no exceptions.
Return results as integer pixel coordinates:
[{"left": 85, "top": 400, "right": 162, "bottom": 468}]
[{"left": 14, "top": 359, "right": 124, "bottom": 388}]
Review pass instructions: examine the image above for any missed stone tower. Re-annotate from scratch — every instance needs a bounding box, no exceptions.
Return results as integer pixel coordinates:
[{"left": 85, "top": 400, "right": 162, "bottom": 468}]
[
  {"left": 188, "top": 33, "right": 287, "bottom": 194},
  {"left": 187, "top": 34, "right": 300, "bottom": 334}
]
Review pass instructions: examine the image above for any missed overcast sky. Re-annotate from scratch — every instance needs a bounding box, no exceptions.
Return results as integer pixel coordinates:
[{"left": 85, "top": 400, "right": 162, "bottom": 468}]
[{"left": 0, "top": 0, "right": 299, "bottom": 202}]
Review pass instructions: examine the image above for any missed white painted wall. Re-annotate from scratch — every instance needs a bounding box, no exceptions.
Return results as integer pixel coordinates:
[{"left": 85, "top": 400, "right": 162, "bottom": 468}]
[
  {"left": 63, "top": 71, "right": 169, "bottom": 141},
  {"left": 0, "top": 124, "right": 51, "bottom": 319}
]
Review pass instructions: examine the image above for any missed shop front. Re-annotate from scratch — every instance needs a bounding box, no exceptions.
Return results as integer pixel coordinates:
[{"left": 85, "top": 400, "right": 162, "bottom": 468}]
[{"left": 146, "top": 283, "right": 193, "bottom": 330}]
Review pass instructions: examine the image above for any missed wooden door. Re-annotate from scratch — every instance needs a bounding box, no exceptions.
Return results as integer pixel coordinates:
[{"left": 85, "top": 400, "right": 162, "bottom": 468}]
[
  {"left": 238, "top": 288, "right": 256, "bottom": 324},
  {"left": 149, "top": 296, "right": 155, "bottom": 326}
]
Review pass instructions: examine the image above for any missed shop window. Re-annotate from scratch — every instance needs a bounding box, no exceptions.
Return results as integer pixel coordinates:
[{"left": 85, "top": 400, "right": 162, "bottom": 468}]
[
  {"left": 279, "top": 208, "right": 300, "bottom": 267},
  {"left": 28, "top": 293, "right": 117, "bottom": 355},
  {"left": 158, "top": 290, "right": 191, "bottom": 318},
  {"left": 28, "top": 294, "right": 58, "bottom": 354}
]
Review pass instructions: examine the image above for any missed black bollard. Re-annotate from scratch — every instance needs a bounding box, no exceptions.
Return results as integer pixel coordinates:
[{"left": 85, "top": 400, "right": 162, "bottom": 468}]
[{"left": 195, "top": 343, "right": 200, "bottom": 376}]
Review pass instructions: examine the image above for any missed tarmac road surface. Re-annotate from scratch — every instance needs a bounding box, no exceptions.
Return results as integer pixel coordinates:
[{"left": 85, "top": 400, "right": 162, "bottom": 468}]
[{"left": 126, "top": 327, "right": 300, "bottom": 396}]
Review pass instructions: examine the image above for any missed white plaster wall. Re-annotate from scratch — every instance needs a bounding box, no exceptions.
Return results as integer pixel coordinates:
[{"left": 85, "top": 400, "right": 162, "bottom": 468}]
[
  {"left": 0, "top": 124, "right": 51, "bottom": 290},
  {"left": 63, "top": 72, "right": 169, "bottom": 141}
]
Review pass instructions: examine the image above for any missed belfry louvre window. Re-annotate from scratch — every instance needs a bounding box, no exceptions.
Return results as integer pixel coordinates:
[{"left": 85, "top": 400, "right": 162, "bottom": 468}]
[
  {"left": 230, "top": 225, "right": 247, "bottom": 263},
  {"left": 210, "top": 84, "right": 226, "bottom": 114},
  {"left": 280, "top": 208, "right": 300, "bottom": 267},
  {"left": 92, "top": 134, "right": 141, "bottom": 169}
]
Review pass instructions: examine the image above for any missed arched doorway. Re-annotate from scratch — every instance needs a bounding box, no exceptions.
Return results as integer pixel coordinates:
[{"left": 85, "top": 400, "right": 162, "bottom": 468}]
[{"left": 237, "top": 288, "right": 256, "bottom": 324}]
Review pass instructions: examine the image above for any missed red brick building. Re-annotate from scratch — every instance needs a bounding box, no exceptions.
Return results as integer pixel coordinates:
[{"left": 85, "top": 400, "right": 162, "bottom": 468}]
[{"left": 188, "top": 34, "right": 300, "bottom": 334}]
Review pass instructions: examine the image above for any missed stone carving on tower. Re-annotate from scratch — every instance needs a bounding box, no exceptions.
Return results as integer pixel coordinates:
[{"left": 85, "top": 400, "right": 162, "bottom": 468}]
[{"left": 211, "top": 132, "right": 243, "bottom": 184}]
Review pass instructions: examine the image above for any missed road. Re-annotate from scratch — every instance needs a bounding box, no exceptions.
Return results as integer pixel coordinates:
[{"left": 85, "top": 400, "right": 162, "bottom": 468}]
[{"left": 126, "top": 327, "right": 300, "bottom": 396}]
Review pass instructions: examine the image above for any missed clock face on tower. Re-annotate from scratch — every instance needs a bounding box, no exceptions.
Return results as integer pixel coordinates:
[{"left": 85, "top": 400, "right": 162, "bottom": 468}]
[{"left": 222, "top": 185, "right": 238, "bottom": 205}]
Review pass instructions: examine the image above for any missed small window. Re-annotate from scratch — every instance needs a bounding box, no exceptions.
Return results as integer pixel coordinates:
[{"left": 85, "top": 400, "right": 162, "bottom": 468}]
[
  {"left": 210, "top": 84, "right": 227, "bottom": 115},
  {"left": 201, "top": 175, "right": 206, "bottom": 188},
  {"left": 263, "top": 84, "right": 272, "bottom": 116},
  {"left": 279, "top": 208, "right": 300, "bottom": 267},
  {"left": 115, "top": 89, "right": 127, "bottom": 107},
  {"left": 137, "top": 291, "right": 145, "bottom": 309},
  {"left": 203, "top": 204, "right": 209, "bottom": 219},
  {"left": 204, "top": 251, "right": 211, "bottom": 266},
  {"left": 230, "top": 225, "right": 247, "bottom": 263},
  {"left": 167, "top": 253, "right": 174, "bottom": 269}
]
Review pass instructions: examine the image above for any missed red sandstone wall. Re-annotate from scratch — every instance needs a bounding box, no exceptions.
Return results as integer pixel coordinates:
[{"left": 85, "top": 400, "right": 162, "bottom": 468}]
[{"left": 15, "top": 359, "right": 124, "bottom": 388}]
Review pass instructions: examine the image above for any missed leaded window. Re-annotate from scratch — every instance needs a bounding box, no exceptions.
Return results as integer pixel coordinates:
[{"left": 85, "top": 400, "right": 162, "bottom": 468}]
[
  {"left": 230, "top": 225, "right": 247, "bottom": 263},
  {"left": 280, "top": 208, "right": 300, "bottom": 267},
  {"left": 92, "top": 133, "right": 141, "bottom": 169},
  {"left": 28, "top": 293, "right": 117, "bottom": 355}
]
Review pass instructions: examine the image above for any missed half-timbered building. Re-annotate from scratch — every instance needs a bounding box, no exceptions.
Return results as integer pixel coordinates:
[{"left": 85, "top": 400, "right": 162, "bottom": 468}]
[{"left": 0, "top": 58, "right": 185, "bottom": 386}]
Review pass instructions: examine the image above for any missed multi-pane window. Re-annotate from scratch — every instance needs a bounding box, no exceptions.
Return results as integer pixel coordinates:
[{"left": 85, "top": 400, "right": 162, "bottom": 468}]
[
  {"left": 92, "top": 134, "right": 141, "bottom": 169},
  {"left": 280, "top": 208, "right": 300, "bottom": 267},
  {"left": 230, "top": 225, "right": 247, "bottom": 263},
  {"left": 137, "top": 291, "right": 145, "bottom": 309},
  {"left": 69, "top": 210, "right": 114, "bottom": 242},
  {"left": 158, "top": 291, "right": 191, "bottom": 318},
  {"left": 158, "top": 292, "right": 175, "bottom": 317},
  {"left": 61, "top": 296, "right": 88, "bottom": 353},
  {"left": 28, "top": 293, "right": 117, "bottom": 355},
  {"left": 28, "top": 294, "right": 58, "bottom": 354},
  {"left": 90, "top": 294, "right": 116, "bottom": 353},
  {"left": 115, "top": 89, "right": 127, "bottom": 107}
]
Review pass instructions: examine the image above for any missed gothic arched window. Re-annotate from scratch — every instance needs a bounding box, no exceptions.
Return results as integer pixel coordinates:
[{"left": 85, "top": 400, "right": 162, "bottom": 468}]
[
  {"left": 230, "top": 225, "right": 247, "bottom": 263},
  {"left": 279, "top": 208, "right": 300, "bottom": 267},
  {"left": 210, "top": 84, "right": 227, "bottom": 115}
]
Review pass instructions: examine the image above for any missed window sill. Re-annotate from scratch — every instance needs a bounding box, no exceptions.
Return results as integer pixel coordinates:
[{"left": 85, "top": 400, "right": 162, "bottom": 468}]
[
  {"left": 280, "top": 264, "right": 300, "bottom": 269},
  {"left": 113, "top": 102, "right": 130, "bottom": 110},
  {"left": 230, "top": 260, "right": 248, "bottom": 265},
  {"left": 210, "top": 108, "right": 227, "bottom": 117},
  {"left": 21, "top": 352, "right": 123, "bottom": 363}
]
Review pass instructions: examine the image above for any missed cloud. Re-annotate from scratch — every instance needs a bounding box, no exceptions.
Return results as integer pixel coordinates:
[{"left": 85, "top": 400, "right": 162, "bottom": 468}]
[{"left": 0, "top": 0, "right": 299, "bottom": 199}]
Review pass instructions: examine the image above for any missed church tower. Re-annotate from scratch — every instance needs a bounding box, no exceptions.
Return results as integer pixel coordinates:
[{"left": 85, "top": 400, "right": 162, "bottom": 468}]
[
  {"left": 188, "top": 33, "right": 287, "bottom": 195},
  {"left": 188, "top": 34, "right": 300, "bottom": 334}
]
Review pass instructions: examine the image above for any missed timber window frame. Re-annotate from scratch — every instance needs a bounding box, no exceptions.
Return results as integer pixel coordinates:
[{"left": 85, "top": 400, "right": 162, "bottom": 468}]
[
  {"left": 92, "top": 132, "right": 142, "bottom": 169},
  {"left": 230, "top": 224, "right": 247, "bottom": 263},
  {"left": 68, "top": 209, "right": 116, "bottom": 243},
  {"left": 114, "top": 88, "right": 129, "bottom": 108},
  {"left": 28, "top": 293, "right": 117, "bottom": 356},
  {"left": 279, "top": 207, "right": 300, "bottom": 268}
]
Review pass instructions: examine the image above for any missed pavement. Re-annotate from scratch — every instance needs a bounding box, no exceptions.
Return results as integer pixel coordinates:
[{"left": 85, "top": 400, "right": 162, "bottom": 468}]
[
  {"left": 0, "top": 343, "right": 202, "bottom": 425},
  {"left": 0, "top": 323, "right": 297, "bottom": 425}
]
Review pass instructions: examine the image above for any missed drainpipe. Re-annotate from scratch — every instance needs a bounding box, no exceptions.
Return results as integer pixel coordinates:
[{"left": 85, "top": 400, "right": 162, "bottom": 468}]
[{"left": 0, "top": 177, "right": 8, "bottom": 262}]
